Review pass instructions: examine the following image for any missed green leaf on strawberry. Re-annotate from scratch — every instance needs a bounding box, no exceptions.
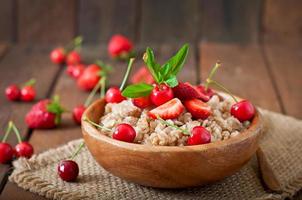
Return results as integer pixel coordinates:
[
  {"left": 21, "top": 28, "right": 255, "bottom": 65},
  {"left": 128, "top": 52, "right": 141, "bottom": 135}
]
[
  {"left": 122, "top": 44, "right": 189, "bottom": 98},
  {"left": 122, "top": 83, "right": 153, "bottom": 98},
  {"left": 46, "top": 95, "right": 65, "bottom": 125}
]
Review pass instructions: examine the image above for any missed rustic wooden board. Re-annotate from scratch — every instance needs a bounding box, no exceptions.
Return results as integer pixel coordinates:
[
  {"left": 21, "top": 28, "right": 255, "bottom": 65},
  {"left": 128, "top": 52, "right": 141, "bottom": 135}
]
[
  {"left": 263, "top": 0, "right": 302, "bottom": 43},
  {"left": 17, "top": 0, "right": 76, "bottom": 44},
  {"left": 199, "top": 42, "right": 281, "bottom": 112},
  {"left": 140, "top": 0, "right": 201, "bottom": 44},
  {"left": 201, "top": 0, "right": 261, "bottom": 43},
  {"left": 263, "top": 43, "right": 302, "bottom": 119},
  {"left": 78, "top": 0, "right": 137, "bottom": 43},
  {"left": 0, "top": 0, "right": 14, "bottom": 42}
]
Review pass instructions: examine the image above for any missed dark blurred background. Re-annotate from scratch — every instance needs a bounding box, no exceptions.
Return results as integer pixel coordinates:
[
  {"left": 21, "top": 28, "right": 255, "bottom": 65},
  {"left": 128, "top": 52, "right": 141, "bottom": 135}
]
[{"left": 0, "top": 0, "right": 301, "bottom": 45}]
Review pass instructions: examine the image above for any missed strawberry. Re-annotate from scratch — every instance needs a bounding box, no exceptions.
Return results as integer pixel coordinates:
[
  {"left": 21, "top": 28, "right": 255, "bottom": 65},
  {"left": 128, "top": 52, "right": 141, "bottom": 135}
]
[
  {"left": 196, "top": 84, "right": 215, "bottom": 102},
  {"left": 77, "top": 64, "right": 101, "bottom": 91},
  {"left": 130, "top": 66, "right": 154, "bottom": 84},
  {"left": 148, "top": 98, "right": 184, "bottom": 120},
  {"left": 108, "top": 34, "right": 133, "bottom": 59},
  {"left": 173, "top": 82, "right": 210, "bottom": 101},
  {"left": 25, "top": 96, "right": 64, "bottom": 129},
  {"left": 184, "top": 99, "right": 212, "bottom": 119}
]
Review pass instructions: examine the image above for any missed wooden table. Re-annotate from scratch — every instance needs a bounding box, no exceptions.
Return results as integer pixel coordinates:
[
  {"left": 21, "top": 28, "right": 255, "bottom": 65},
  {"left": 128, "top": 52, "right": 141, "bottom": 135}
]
[{"left": 0, "top": 42, "right": 301, "bottom": 199}]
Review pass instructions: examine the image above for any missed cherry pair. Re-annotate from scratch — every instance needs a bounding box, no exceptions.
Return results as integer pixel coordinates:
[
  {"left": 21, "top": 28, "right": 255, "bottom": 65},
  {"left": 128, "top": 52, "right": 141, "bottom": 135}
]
[
  {"left": 50, "top": 36, "right": 82, "bottom": 65},
  {"left": 5, "top": 79, "right": 36, "bottom": 102},
  {"left": 0, "top": 121, "right": 34, "bottom": 164}
]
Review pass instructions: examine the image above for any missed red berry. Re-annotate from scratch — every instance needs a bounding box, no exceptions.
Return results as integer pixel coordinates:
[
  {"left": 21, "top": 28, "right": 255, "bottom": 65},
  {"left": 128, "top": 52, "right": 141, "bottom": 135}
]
[
  {"left": 148, "top": 98, "right": 184, "bottom": 120},
  {"left": 5, "top": 84, "right": 21, "bottom": 101},
  {"left": 20, "top": 86, "right": 36, "bottom": 102},
  {"left": 66, "top": 64, "right": 85, "bottom": 79},
  {"left": 73, "top": 105, "right": 86, "bottom": 125},
  {"left": 50, "top": 48, "right": 66, "bottom": 64},
  {"left": 132, "top": 96, "right": 152, "bottom": 109},
  {"left": 108, "top": 34, "right": 133, "bottom": 58},
  {"left": 184, "top": 99, "right": 212, "bottom": 119},
  {"left": 105, "top": 87, "right": 126, "bottom": 103},
  {"left": 130, "top": 66, "right": 154, "bottom": 84},
  {"left": 187, "top": 126, "right": 211, "bottom": 145},
  {"left": 231, "top": 100, "right": 255, "bottom": 122},
  {"left": 196, "top": 85, "right": 215, "bottom": 102},
  {"left": 150, "top": 84, "right": 174, "bottom": 106},
  {"left": 66, "top": 51, "right": 81, "bottom": 65},
  {"left": 0, "top": 142, "right": 14, "bottom": 164},
  {"left": 58, "top": 160, "right": 79, "bottom": 182},
  {"left": 173, "top": 82, "right": 208, "bottom": 101},
  {"left": 14, "top": 142, "right": 34, "bottom": 158},
  {"left": 77, "top": 64, "right": 101, "bottom": 91},
  {"left": 113, "top": 123, "right": 136, "bottom": 143}
]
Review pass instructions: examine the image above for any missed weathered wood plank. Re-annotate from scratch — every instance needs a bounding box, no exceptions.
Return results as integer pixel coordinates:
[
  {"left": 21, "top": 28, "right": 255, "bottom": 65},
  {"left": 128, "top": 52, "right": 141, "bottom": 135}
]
[
  {"left": 140, "top": 0, "right": 201, "bottom": 44},
  {"left": 17, "top": 0, "right": 76, "bottom": 44},
  {"left": 201, "top": 0, "right": 261, "bottom": 43},
  {"left": 78, "top": 0, "right": 137, "bottom": 43},
  {"left": 263, "top": 43, "right": 302, "bottom": 119},
  {"left": 0, "top": 45, "right": 59, "bottom": 195},
  {"left": 263, "top": 0, "right": 302, "bottom": 43},
  {"left": 0, "top": 0, "right": 14, "bottom": 42},
  {"left": 0, "top": 182, "right": 46, "bottom": 200},
  {"left": 199, "top": 42, "right": 281, "bottom": 112}
]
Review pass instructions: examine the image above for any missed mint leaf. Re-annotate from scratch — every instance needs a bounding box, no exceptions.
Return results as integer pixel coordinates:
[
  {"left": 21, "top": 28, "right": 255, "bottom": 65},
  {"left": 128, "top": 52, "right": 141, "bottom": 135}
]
[
  {"left": 122, "top": 83, "right": 153, "bottom": 98},
  {"left": 165, "top": 75, "right": 178, "bottom": 88},
  {"left": 164, "top": 44, "right": 189, "bottom": 76},
  {"left": 160, "top": 63, "right": 172, "bottom": 80},
  {"left": 143, "top": 48, "right": 160, "bottom": 83}
]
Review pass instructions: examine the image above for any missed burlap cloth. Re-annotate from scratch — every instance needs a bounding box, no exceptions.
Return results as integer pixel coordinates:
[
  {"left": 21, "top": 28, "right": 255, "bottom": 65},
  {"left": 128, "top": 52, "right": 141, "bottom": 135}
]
[{"left": 9, "top": 109, "right": 302, "bottom": 200}]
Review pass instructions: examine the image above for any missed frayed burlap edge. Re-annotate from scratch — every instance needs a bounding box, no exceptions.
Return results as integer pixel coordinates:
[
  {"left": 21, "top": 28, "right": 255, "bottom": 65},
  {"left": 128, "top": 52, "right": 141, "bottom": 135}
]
[{"left": 9, "top": 139, "right": 86, "bottom": 200}]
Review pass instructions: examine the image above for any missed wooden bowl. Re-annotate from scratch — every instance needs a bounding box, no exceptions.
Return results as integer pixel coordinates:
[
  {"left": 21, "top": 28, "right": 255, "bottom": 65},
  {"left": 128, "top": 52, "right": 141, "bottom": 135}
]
[{"left": 81, "top": 96, "right": 263, "bottom": 188}]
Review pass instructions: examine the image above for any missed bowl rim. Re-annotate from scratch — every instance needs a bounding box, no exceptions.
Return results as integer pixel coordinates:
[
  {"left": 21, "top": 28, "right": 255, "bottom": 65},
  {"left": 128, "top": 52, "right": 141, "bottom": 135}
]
[{"left": 82, "top": 95, "right": 263, "bottom": 153}]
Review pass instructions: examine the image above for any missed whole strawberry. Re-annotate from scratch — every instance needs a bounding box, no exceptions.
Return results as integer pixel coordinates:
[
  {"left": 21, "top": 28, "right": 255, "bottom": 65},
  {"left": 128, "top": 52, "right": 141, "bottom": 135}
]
[
  {"left": 77, "top": 64, "right": 102, "bottom": 91},
  {"left": 25, "top": 96, "right": 64, "bottom": 129},
  {"left": 108, "top": 34, "right": 133, "bottom": 59}
]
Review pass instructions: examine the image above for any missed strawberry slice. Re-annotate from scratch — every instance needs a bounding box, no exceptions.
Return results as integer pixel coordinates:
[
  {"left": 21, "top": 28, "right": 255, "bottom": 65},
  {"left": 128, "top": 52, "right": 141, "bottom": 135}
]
[
  {"left": 196, "top": 85, "right": 215, "bottom": 101},
  {"left": 173, "top": 82, "right": 210, "bottom": 102},
  {"left": 184, "top": 99, "right": 212, "bottom": 119},
  {"left": 148, "top": 98, "right": 184, "bottom": 120}
]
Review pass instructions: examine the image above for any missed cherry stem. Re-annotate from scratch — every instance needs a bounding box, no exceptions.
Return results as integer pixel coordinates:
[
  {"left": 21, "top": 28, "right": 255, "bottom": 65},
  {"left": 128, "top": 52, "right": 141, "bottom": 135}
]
[
  {"left": 156, "top": 115, "right": 190, "bottom": 135},
  {"left": 84, "top": 79, "right": 103, "bottom": 107},
  {"left": 119, "top": 58, "right": 135, "bottom": 91},
  {"left": 205, "top": 61, "right": 221, "bottom": 90},
  {"left": 206, "top": 79, "right": 238, "bottom": 103},
  {"left": 2, "top": 121, "right": 13, "bottom": 142},
  {"left": 65, "top": 36, "right": 83, "bottom": 52},
  {"left": 70, "top": 141, "right": 85, "bottom": 160},
  {"left": 23, "top": 78, "right": 36, "bottom": 87},
  {"left": 83, "top": 117, "right": 112, "bottom": 132},
  {"left": 100, "top": 77, "right": 106, "bottom": 98},
  {"left": 11, "top": 122, "right": 22, "bottom": 143}
]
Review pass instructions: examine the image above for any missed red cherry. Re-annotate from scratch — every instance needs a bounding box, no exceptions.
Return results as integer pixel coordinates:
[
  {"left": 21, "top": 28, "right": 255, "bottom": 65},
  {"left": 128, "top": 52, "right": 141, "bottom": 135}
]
[
  {"left": 231, "top": 100, "right": 255, "bottom": 122},
  {"left": 14, "top": 142, "right": 34, "bottom": 158},
  {"left": 187, "top": 126, "right": 211, "bottom": 145},
  {"left": 5, "top": 84, "right": 21, "bottom": 101},
  {"left": 105, "top": 87, "right": 126, "bottom": 103},
  {"left": 132, "top": 96, "right": 152, "bottom": 109},
  {"left": 50, "top": 48, "right": 65, "bottom": 64},
  {"left": 0, "top": 142, "right": 14, "bottom": 164},
  {"left": 73, "top": 105, "right": 86, "bottom": 125},
  {"left": 150, "top": 84, "right": 174, "bottom": 106},
  {"left": 20, "top": 86, "right": 36, "bottom": 102},
  {"left": 58, "top": 160, "right": 79, "bottom": 182},
  {"left": 113, "top": 124, "right": 136, "bottom": 143},
  {"left": 66, "top": 51, "right": 81, "bottom": 65},
  {"left": 108, "top": 34, "right": 133, "bottom": 58},
  {"left": 196, "top": 85, "right": 215, "bottom": 102},
  {"left": 66, "top": 64, "right": 85, "bottom": 79}
]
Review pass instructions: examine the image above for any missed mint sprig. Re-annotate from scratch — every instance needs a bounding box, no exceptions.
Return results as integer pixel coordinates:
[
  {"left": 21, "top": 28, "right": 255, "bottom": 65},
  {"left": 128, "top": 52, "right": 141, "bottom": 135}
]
[
  {"left": 47, "top": 95, "right": 65, "bottom": 125},
  {"left": 122, "top": 44, "right": 189, "bottom": 98}
]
